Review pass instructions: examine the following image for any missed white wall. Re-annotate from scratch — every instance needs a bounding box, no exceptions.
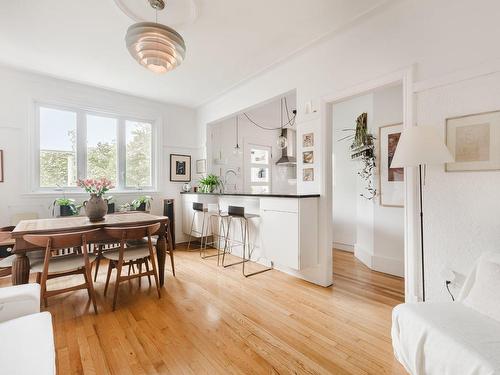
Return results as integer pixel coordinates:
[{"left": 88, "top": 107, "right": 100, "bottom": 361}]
[
  {"left": 332, "top": 93, "right": 373, "bottom": 251},
  {"left": 0, "top": 66, "right": 199, "bottom": 243},
  {"left": 196, "top": 0, "right": 500, "bottom": 295}
]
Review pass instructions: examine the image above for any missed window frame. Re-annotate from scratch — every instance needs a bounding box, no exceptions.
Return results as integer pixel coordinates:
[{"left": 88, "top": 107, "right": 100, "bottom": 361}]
[
  {"left": 245, "top": 143, "right": 273, "bottom": 194},
  {"left": 33, "top": 102, "right": 158, "bottom": 193}
]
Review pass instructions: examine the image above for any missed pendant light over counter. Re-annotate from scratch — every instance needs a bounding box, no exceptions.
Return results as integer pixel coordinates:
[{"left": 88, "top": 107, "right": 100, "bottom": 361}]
[
  {"left": 233, "top": 115, "right": 243, "bottom": 155},
  {"left": 125, "top": 0, "right": 186, "bottom": 74}
]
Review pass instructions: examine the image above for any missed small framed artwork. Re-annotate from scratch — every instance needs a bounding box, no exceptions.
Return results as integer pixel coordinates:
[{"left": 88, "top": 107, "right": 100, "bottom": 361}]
[
  {"left": 303, "top": 133, "right": 314, "bottom": 148},
  {"left": 0, "top": 150, "right": 3, "bottom": 182},
  {"left": 379, "top": 123, "right": 404, "bottom": 207},
  {"left": 303, "top": 151, "right": 314, "bottom": 164},
  {"left": 303, "top": 168, "right": 314, "bottom": 182},
  {"left": 170, "top": 154, "right": 191, "bottom": 182},
  {"left": 196, "top": 159, "right": 207, "bottom": 174},
  {"left": 446, "top": 110, "right": 500, "bottom": 172}
]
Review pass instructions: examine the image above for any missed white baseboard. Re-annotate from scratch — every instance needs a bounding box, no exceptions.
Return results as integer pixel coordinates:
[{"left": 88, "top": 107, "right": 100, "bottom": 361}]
[
  {"left": 332, "top": 241, "right": 354, "bottom": 252},
  {"left": 354, "top": 244, "right": 404, "bottom": 277}
]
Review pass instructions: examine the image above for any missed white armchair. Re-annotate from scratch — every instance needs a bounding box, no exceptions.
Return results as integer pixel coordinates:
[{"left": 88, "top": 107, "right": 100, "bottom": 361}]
[{"left": 0, "top": 284, "right": 55, "bottom": 375}]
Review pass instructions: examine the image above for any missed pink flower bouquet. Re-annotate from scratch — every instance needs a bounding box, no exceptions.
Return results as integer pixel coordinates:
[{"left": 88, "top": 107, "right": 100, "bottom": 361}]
[{"left": 76, "top": 178, "right": 114, "bottom": 197}]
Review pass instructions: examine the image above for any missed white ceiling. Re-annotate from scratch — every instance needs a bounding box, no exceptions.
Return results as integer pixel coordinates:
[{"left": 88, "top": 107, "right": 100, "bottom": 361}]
[{"left": 0, "top": 0, "right": 389, "bottom": 107}]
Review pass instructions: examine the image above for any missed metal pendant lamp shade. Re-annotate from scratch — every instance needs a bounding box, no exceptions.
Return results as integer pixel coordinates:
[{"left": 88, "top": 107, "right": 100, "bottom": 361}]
[{"left": 126, "top": 22, "right": 186, "bottom": 74}]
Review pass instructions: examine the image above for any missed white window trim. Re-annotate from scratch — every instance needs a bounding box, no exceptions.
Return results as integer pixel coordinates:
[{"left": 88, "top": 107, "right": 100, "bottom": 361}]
[
  {"left": 30, "top": 101, "right": 160, "bottom": 195},
  {"left": 244, "top": 143, "right": 273, "bottom": 193}
]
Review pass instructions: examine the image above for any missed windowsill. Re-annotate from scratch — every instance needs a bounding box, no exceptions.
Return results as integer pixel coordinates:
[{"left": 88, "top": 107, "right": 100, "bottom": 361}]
[{"left": 21, "top": 190, "right": 160, "bottom": 198}]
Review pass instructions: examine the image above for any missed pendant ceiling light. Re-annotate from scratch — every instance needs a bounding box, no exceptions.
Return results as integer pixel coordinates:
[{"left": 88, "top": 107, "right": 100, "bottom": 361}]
[
  {"left": 126, "top": 0, "right": 186, "bottom": 74},
  {"left": 277, "top": 98, "right": 288, "bottom": 150},
  {"left": 233, "top": 115, "right": 242, "bottom": 155}
]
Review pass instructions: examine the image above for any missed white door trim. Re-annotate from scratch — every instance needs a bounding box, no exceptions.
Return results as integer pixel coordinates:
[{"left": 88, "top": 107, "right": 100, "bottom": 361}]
[{"left": 321, "top": 65, "right": 419, "bottom": 302}]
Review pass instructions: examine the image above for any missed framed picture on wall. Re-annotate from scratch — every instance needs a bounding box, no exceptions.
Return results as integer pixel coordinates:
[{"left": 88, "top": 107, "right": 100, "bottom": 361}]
[
  {"left": 170, "top": 154, "right": 191, "bottom": 182},
  {"left": 379, "top": 123, "right": 404, "bottom": 207},
  {"left": 303, "top": 168, "right": 314, "bottom": 182},
  {"left": 196, "top": 159, "right": 207, "bottom": 174},
  {"left": 303, "top": 133, "right": 314, "bottom": 148},
  {"left": 302, "top": 151, "right": 314, "bottom": 164},
  {"left": 0, "top": 150, "right": 3, "bottom": 182},
  {"left": 445, "top": 110, "right": 500, "bottom": 172}
]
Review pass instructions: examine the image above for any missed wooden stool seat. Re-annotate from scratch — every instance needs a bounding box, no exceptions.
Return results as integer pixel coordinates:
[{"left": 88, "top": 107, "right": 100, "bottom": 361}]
[
  {"left": 31, "top": 254, "right": 97, "bottom": 274},
  {"left": 103, "top": 246, "right": 151, "bottom": 262}
]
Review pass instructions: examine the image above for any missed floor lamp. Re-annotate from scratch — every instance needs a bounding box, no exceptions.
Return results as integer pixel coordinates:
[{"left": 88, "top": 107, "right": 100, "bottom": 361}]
[{"left": 391, "top": 126, "right": 453, "bottom": 301}]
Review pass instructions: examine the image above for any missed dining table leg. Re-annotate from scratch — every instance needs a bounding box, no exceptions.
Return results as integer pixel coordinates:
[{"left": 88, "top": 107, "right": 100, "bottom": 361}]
[
  {"left": 156, "top": 223, "right": 167, "bottom": 287},
  {"left": 11, "top": 252, "right": 30, "bottom": 285}
]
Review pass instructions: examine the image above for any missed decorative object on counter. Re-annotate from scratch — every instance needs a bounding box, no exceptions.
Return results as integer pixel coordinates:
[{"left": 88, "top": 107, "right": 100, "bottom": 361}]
[
  {"left": 77, "top": 177, "right": 114, "bottom": 222},
  {"left": 50, "top": 198, "right": 78, "bottom": 217},
  {"left": 303, "top": 151, "right": 314, "bottom": 164},
  {"left": 379, "top": 123, "right": 404, "bottom": 207},
  {"left": 193, "top": 186, "right": 198, "bottom": 192},
  {"left": 303, "top": 133, "right": 314, "bottom": 148},
  {"left": 0, "top": 149, "right": 3, "bottom": 182},
  {"left": 350, "top": 112, "right": 376, "bottom": 200},
  {"left": 391, "top": 125, "right": 453, "bottom": 301},
  {"left": 182, "top": 182, "right": 192, "bottom": 192},
  {"left": 198, "top": 174, "right": 222, "bottom": 193},
  {"left": 303, "top": 168, "right": 314, "bottom": 182},
  {"left": 170, "top": 154, "right": 191, "bottom": 182},
  {"left": 119, "top": 203, "right": 131, "bottom": 212},
  {"left": 196, "top": 159, "right": 206, "bottom": 174},
  {"left": 106, "top": 196, "right": 115, "bottom": 214},
  {"left": 445, "top": 110, "right": 500, "bottom": 172},
  {"left": 131, "top": 195, "right": 153, "bottom": 211}
]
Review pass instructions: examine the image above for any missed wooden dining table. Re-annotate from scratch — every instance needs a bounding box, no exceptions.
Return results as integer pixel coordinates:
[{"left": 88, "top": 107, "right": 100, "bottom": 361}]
[{"left": 9, "top": 212, "right": 174, "bottom": 286}]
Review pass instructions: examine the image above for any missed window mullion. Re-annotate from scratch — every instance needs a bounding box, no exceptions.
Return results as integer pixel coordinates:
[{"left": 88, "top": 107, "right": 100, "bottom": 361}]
[
  {"left": 77, "top": 110, "right": 87, "bottom": 181},
  {"left": 118, "top": 118, "right": 126, "bottom": 190}
]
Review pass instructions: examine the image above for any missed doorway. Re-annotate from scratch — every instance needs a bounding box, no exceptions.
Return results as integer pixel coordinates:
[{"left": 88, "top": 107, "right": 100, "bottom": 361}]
[{"left": 331, "top": 83, "right": 405, "bottom": 301}]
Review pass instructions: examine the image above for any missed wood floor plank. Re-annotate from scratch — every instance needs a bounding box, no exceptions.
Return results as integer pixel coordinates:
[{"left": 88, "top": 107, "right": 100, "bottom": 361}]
[{"left": 0, "top": 247, "right": 407, "bottom": 375}]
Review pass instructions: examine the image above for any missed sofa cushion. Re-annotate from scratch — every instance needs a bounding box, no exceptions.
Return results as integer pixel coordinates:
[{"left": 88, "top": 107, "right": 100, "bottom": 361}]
[
  {"left": 392, "top": 302, "right": 500, "bottom": 375},
  {"left": 0, "top": 312, "right": 55, "bottom": 375},
  {"left": 463, "top": 257, "right": 500, "bottom": 322}
]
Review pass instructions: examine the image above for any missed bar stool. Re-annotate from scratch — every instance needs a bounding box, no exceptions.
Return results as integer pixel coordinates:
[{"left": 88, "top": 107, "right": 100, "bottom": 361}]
[
  {"left": 187, "top": 202, "right": 209, "bottom": 250},
  {"left": 201, "top": 204, "right": 228, "bottom": 264},
  {"left": 222, "top": 205, "right": 273, "bottom": 277}
]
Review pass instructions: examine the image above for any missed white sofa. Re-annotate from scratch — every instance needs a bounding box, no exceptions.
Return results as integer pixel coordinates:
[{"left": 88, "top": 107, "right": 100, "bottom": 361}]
[
  {"left": 392, "top": 253, "right": 500, "bottom": 375},
  {"left": 0, "top": 284, "right": 56, "bottom": 375}
]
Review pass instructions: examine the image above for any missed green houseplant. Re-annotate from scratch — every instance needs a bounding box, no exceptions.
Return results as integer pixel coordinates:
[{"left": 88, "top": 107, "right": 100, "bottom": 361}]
[
  {"left": 50, "top": 198, "right": 77, "bottom": 217},
  {"left": 131, "top": 196, "right": 153, "bottom": 211},
  {"left": 198, "top": 174, "right": 221, "bottom": 193}
]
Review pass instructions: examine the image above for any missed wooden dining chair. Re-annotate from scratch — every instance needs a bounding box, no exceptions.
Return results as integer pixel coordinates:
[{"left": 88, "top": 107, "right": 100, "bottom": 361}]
[
  {"left": 0, "top": 226, "right": 16, "bottom": 278},
  {"left": 103, "top": 223, "right": 161, "bottom": 311},
  {"left": 23, "top": 228, "right": 100, "bottom": 314}
]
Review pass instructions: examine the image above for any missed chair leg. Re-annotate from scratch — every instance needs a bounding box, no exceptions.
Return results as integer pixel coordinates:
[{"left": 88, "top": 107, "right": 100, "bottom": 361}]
[
  {"left": 104, "top": 261, "right": 113, "bottom": 296},
  {"left": 84, "top": 266, "right": 98, "bottom": 314},
  {"left": 36, "top": 272, "right": 41, "bottom": 284},
  {"left": 148, "top": 247, "right": 161, "bottom": 299},
  {"left": 112, "top": 260, "right": 123, "bottom": 311},
  {"left": 138, "top": 261, "right": 142, "bottom": 287},
  {"left": 145, "top": 258, "right": 152, "bottom": 286},
  {"left": 94, "top": 246, "right": 103, "bottom": 282}
]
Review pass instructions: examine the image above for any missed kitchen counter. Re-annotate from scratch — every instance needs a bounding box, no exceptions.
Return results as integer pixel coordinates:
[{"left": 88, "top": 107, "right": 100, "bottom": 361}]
[{"left": 180, "top": 191, "right": 320, "bottom": 198}]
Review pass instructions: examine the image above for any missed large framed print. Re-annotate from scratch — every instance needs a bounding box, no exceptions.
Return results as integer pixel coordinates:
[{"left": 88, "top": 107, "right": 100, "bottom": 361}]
[
  {"left": 170, "top": 154, "right": 191, "bottom": 182},
  {"left": 446, "top": 110, "right": 500, "bottom": 172},
  {"left": 379, "top": 123, "right": 404, "bottom": 207}
]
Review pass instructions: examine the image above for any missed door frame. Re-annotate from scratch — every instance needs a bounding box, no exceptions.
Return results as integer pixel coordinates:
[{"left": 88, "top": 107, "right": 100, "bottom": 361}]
[{"left": 321, "top": 66, "right": 419, "bottom": 302}]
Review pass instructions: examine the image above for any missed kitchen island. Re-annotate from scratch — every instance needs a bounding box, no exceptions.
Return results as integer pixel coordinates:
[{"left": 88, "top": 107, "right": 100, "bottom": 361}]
[{"left": 181, "top": 192, "right": 320, "bottom": 277}]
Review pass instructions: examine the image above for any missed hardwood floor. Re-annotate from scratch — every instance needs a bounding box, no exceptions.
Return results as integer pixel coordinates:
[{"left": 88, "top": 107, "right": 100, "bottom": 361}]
[{"left": 1, "top": 247, "right": 406, "bottom": 375}]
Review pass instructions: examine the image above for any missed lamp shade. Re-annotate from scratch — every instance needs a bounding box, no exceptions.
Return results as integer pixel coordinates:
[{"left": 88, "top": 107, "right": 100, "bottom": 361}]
[{"left": 391, "top": 125, "right": 453, "bottom": 168}]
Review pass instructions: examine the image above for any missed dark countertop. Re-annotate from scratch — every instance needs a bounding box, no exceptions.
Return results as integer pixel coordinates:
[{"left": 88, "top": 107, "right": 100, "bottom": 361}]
[{"left": 180, "top": 191, "right": 320, "bottom": 199}]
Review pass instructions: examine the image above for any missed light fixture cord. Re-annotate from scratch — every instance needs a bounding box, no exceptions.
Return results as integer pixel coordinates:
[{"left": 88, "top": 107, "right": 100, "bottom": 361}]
[
  {"left": 243, "top": 97, "right": 296, "bottom": 131},
  {"left": 236, "top": 115, "right": 239, "bottom": 148}
]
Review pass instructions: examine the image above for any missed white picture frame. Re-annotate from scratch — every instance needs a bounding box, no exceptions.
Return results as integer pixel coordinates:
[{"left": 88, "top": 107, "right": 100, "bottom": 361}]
[{"left": 379, "top": 123, "right": 404, "bottom": 207}]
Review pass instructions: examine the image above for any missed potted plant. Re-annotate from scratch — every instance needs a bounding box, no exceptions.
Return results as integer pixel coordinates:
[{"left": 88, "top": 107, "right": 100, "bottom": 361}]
[
  {"left": 106, "top": 196, "right": 115, "bottom": 214},
  {"left": 50, "top": 198, "right": 77, "bottom": 217},
  {"left": 131, "top": 196, "right": 153, "bottom": 211},
  {"left": 77, "top": 178, "right": 114, "bottom": 222},
  {"left": 198, "top": 174, "right": 221, "bottom": 193}
]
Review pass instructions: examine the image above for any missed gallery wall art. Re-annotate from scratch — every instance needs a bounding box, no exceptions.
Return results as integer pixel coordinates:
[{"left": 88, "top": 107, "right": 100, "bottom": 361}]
[
  {"left": 379, "top": 123, "right": 404, "bottom": 207},
  {"left": 446, "top": 110, "right": 500, "bottom": 172},
  {"left": 170, "top": 154, "right": 191, "bottom": 182}
]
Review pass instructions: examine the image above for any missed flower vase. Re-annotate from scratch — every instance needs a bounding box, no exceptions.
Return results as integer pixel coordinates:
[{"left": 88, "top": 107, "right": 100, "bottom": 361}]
[{"left": 84, "top": 194, "right": 108, "bottom": 222}]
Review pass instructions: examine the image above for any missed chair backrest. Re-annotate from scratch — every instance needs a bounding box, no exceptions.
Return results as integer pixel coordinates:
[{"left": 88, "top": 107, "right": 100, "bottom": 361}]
[
  {"left": 104, "top": 222, "right": 161, "bottom": 241},
  {"left": 228, "top": 205, "right": 245, "bottom": 217},
  {"left": 193, "top": 202, "right": 204, "bottom": 212},
  {"left": 23, "top": 228, "right": 102, "bottom": 250}
]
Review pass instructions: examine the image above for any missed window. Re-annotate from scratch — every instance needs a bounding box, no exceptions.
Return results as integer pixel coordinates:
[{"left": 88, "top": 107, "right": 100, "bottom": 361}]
[
  {"left": 36, "top": 105, "right": 155, "bottom": 191},
  {"left": 246, "top": 145, "right": 272, "bottom": 194}
]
